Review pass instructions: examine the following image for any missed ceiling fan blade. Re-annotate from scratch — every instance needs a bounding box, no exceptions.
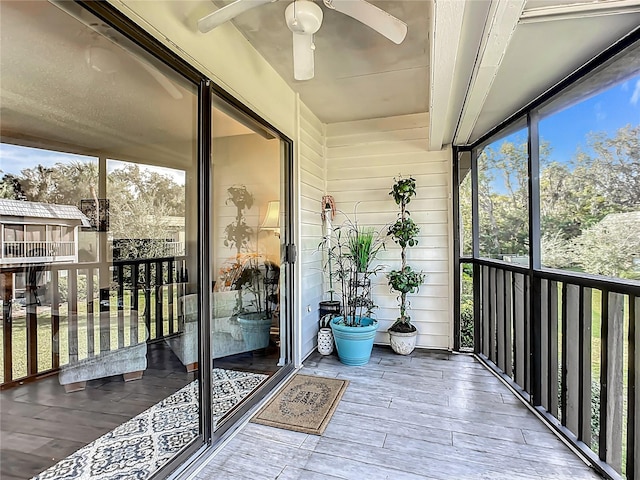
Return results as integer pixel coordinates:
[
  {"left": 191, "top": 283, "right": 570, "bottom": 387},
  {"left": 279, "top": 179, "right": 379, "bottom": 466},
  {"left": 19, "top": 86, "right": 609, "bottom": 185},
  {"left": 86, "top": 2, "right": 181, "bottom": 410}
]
[
  {"left": 198, "top": 0, "right": 274, "bottom": 33},
  {"left": 134, "top": 57, "right": 184, "bottom": 100},
  {"left": 328, "top": 0, "right": 407, "bottom": 44},
  {"left": 292, "top": 32, "right": 315, "bottom": 81}
]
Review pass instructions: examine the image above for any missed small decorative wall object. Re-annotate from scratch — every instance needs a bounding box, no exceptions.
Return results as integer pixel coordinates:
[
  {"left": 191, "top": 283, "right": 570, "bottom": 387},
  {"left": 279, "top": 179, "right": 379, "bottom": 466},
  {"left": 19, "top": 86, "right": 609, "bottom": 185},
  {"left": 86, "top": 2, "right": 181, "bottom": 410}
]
[
  {"left": 317, "top": 327, "right": 334, "bottom": 355},
  {"left": 80, "top": 198, "right": 109, "bottom": 231}
]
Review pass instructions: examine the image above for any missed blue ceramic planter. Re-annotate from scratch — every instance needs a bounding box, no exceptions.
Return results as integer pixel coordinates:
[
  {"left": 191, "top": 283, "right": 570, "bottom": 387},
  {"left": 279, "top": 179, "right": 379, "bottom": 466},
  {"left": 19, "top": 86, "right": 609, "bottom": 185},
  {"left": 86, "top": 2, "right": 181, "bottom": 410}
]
[
  {"left": 330, "top": 316, "right": 378, "bottom": 366},
  {"left": 238, "top": 312, "right": 272, "bottom": 350}
]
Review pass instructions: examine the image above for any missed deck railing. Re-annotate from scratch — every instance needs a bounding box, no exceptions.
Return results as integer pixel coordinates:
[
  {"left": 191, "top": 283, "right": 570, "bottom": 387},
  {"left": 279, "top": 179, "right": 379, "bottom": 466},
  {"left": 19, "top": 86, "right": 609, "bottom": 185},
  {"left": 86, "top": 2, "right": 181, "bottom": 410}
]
[
  {"left": 2, "top": 240, "right": 76, "bottom": 261},
  {"left": 0, "top": 256, "right": 188, "bottom": 388},
  {"left": 465, "top": 258, "right": 639, "bottom": 480}
]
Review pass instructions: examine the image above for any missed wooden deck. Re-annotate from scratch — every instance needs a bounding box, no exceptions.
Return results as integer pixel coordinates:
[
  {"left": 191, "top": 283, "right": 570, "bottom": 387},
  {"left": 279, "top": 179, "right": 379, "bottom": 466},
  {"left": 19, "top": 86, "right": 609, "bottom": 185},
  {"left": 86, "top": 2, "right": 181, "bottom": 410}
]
[{"left": 194, "top": 346, "right": 603, "bottom": 480}]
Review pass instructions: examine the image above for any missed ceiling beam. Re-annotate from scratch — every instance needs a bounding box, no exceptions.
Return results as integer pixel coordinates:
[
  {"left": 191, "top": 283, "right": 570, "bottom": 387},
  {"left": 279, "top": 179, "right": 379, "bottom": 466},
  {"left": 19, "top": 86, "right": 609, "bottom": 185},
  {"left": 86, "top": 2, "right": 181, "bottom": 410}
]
[
  {"left": 428, "top": 0, "right": 465, "bottom": 151},
  {"left": 453, "top": 0, "right": 526, "bottom": 146},
  {"left": 520, "top": 0, "right": 640, "bottom": 24}
]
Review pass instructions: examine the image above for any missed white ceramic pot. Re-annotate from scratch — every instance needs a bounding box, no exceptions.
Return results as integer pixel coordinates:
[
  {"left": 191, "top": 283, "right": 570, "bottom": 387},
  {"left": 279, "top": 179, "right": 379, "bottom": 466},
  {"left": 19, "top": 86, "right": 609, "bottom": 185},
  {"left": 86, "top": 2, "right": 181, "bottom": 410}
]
[
  {"left": 388, "top": 329, "right": 418, "bottom": 355},
  {"left": 317, "top": 327, "right": 334, "bottom": 355}
]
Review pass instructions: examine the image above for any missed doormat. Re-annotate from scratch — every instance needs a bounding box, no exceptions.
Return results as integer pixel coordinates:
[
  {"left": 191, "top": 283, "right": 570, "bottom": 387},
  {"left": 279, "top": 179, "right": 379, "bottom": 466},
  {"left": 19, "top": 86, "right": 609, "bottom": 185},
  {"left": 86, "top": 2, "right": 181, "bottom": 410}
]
[{"left": 252, "top": 374, "right": 348, "bottom": 435}]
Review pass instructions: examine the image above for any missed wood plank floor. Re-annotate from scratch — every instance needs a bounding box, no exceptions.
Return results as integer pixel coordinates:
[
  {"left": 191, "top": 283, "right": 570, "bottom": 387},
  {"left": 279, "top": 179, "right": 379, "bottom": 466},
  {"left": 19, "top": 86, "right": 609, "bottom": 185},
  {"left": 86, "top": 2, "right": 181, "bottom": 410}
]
[
  {"left": 0, "top": 342, "right": 197, "bottom": 480},
  {"left": 194, "top": 346, "right": 603, "bottom": 480},
  {"left": 0, "top": 341, "right": 282, "bottom": 480}
]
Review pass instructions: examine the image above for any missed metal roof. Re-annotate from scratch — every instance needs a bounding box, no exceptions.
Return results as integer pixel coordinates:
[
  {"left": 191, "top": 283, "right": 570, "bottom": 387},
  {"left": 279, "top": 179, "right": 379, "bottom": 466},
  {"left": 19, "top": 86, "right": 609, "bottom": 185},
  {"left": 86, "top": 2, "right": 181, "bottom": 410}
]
[{"left": 0, "top": 199, "right": 91, "bottom": 227}]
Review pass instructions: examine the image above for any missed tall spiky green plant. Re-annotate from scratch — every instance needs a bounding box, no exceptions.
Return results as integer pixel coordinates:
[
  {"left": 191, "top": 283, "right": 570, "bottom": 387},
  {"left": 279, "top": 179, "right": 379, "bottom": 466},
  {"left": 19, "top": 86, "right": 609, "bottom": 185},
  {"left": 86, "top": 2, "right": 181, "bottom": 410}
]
[
  {"left": 319, "top": 212, "right": 386, "bottom": 326},
  {"left": 348, "top": 227, "right": 383, "bottom": 273}
]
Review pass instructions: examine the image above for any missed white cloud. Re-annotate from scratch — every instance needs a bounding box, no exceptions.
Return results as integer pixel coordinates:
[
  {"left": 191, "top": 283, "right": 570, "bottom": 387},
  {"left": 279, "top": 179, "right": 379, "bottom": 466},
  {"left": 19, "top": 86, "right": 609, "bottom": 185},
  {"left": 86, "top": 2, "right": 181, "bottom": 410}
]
[{"left": 631, "top": 79, "right": 640, "bottom": 106}]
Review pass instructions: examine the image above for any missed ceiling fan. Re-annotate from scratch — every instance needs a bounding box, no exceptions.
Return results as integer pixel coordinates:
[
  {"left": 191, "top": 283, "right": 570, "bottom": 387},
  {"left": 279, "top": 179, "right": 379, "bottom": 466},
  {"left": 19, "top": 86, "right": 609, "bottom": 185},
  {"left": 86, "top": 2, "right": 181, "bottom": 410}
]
[
  {"left": 197, "top": 0, "right": 408, "bottom": 81},
  {"left": 84, "top": 21, "right": 184, "bottom": 100},
  {"left": 49, "top": 2, "right": 184, "bottom": 100}
]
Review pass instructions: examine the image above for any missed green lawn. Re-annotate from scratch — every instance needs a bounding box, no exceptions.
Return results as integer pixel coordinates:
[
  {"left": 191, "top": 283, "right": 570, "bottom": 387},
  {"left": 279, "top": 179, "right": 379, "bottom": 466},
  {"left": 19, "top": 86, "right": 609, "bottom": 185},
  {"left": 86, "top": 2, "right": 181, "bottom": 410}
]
[{"left": 0, "top": 289, "right": 178, "bottom": 383}]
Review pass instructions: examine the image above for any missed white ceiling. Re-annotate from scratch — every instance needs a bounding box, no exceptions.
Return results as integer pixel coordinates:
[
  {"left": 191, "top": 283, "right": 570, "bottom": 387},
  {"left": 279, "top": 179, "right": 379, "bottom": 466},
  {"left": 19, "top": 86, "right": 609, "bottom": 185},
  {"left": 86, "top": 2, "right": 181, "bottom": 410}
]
[
  {"left": 0, "top": 0, "right": 639, "bottom": 165},
  {"left": 201, "top": 0, "right": 640, "bottom": 147},
  {"left": 210, "top": 0, "right": 431, "bottom": 123},
  {"left": 0, "top": 1, "right": 255, "bottom": 170}
]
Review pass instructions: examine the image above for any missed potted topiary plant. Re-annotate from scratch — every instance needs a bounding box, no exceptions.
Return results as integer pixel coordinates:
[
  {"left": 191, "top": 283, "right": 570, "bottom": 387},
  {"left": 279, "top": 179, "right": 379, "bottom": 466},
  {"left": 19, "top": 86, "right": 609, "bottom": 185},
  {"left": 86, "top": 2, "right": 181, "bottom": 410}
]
[
  {"left": 219, "top": 185, "right": 277, "bottom": 351},
  {"left": 222, "top": 184, "right": 255, "bottom": 314},
  {"left": 236, "top": 254, "right": 279, "bottom": 350},
  {"left": 387, "top": 176, "right": 425, "bottom": 355},
  {"left": 320, "top": 210, "right": 385, "bottom": 365}
]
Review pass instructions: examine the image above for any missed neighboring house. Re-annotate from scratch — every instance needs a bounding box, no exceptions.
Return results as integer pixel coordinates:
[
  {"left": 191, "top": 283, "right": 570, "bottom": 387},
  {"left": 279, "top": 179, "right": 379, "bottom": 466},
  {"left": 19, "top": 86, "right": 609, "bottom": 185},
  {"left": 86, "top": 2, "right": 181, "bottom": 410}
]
[
  {"left": 0, "top": 199, "right": 91, "bottom": 305},
  {"left": 0, "top": 198, "right": 90, "bottom": 266}
]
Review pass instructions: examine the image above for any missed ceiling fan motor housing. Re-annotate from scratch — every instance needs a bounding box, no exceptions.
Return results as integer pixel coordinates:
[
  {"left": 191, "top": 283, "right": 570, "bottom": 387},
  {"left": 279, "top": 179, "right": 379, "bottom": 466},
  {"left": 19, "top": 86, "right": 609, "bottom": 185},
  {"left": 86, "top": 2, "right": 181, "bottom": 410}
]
[{"left": 285, "top": 0, "right": 323, "bottom": 34}]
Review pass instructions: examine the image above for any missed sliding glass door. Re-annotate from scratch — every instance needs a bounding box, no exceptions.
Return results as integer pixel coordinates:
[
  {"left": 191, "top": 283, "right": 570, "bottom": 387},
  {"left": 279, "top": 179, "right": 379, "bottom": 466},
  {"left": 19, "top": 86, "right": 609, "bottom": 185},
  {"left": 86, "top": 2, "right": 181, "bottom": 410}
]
[
  {"left": 208, "top": 99, "right": 289, "bottom": 429},
  {"left": 0, "top": 1, "right": 201, "bottom": 478},
  {"left": 1, "top": 2, "right": 294, "bottom": 478}
]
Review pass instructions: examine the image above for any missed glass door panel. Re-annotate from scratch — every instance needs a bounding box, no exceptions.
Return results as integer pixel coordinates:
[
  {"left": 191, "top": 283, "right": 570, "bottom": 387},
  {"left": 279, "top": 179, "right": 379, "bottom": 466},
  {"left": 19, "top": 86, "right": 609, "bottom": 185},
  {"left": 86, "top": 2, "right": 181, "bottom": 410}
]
[
  {"left": 210, "top": 101, "right": 287, "bottom": 428},
  {"left": 0, "top": 1, "right": 201, "bottom": 478}
]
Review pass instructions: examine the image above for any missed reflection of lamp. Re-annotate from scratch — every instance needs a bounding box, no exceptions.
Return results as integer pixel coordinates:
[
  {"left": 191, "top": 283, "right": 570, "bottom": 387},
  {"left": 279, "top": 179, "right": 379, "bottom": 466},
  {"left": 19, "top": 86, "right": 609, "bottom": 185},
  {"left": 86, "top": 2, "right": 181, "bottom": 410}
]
[{"left": 260, "top": 201, "right": 280, "bottom": 237}]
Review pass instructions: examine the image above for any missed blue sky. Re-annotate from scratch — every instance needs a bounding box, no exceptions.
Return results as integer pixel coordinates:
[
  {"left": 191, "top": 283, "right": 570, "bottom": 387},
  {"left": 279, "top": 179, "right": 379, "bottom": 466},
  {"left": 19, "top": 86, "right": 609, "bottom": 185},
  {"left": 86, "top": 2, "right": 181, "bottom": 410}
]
[
  {"left": 481, "top": 73, "right": 639, "bottom": 195},
  {"left": 0, "top": 145, "right": 185, "bottom": 185},
  {"left": 0, "top": 145, "right": 94, "bottom": 175},
  {"left": 539, "top": 73, "right": 640, "bottom": 164}
]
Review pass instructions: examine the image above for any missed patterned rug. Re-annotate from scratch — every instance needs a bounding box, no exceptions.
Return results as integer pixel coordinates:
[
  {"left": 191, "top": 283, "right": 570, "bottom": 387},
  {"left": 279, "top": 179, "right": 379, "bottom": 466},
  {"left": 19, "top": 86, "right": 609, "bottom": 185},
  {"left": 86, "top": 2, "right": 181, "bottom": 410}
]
[
  {"left": 252, "top": 374, "right": 348, "bottom": 435},
  {"left": 32, "top": 369, "right": 267, "bottom": 480}
]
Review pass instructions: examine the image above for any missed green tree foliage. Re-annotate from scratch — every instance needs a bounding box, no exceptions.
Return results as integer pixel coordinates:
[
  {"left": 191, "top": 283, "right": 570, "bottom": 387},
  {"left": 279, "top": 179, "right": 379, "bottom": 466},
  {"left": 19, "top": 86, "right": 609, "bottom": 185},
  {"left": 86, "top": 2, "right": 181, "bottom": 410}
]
[
  {"left": 0, "top": 173, "right": 27, "bottom": 200},
  {"left": 19, "top": 162, "right": 99, "bottom": 205},
  {"left": 463, "top": 124, "right": 639, "bottom": 278},
  {"left": 572, "top": 214, "right": 640, "bottom": 279},
  {"left": 477, "top": 137, "right": 540, "bottom": 256},
  {"left": 108, "top": 164, "right": 185, "bottom": 260},
  {"left": 5, "top": 159, "right": 186, "bottom": 260}
]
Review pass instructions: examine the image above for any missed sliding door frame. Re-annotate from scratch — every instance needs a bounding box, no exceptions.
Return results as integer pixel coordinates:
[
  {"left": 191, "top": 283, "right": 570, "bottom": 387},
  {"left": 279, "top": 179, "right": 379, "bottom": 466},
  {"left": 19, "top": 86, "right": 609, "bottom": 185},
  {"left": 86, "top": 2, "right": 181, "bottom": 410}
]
[{"left": 75, "top": 2, "right": 297, "bottom": 478}]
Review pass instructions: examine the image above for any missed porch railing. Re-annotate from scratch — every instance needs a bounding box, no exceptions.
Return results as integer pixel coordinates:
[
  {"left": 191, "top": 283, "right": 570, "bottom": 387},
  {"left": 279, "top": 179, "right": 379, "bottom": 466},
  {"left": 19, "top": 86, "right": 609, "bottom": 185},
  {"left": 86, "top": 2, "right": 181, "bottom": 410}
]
[
  {"left": 0, "top": 256, "right": 188, "bottom": 388},
  {"left": 2, "top": 240, "right": 76, "bottom": 261},
  {"left": 465, "top": 258, "right": 639, "bottom": 480}
]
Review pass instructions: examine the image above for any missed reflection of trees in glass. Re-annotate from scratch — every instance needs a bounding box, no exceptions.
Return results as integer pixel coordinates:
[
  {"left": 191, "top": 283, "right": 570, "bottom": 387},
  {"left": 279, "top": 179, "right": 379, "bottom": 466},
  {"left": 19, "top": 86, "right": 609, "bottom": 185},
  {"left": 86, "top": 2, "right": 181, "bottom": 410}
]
[
  {"left": 108, "top": 164, "right": 185, "bottom": 259},
  {"left": 2, "top": 161, "right": 99, "bottom": 205},
  {"left": 0, "top": 160, "right": 186, "bottom": 260},
  {"left": 0, "top": 173, "right": 27, "bottom": 200},
  {"left": 467, "top": 124, "right": 639, "bottom": 279}
]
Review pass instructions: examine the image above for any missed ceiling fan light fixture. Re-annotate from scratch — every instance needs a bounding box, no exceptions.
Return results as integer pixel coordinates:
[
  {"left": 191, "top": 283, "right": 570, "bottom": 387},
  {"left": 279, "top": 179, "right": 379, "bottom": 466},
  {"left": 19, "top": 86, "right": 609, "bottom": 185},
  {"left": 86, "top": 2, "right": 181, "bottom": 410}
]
[
  {"left": 196, "top": 0, "right": 407, "bottom": 81},
  {"left": 285, "top": 0, "right": 323, "bottom": 35},
  {"left": 292, "top": 32, "right": 315, "bottom": 81}
]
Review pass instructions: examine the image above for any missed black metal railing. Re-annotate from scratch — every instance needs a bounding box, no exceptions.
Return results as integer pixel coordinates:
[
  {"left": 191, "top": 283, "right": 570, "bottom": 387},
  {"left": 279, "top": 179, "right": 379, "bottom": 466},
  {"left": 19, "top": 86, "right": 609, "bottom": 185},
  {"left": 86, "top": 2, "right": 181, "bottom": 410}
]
[
  {"left": 0, "top": 256, "right": 188, "bottom": 388},
  {"left": 463, "top": 258, "right": 639, "bottom": 479}
]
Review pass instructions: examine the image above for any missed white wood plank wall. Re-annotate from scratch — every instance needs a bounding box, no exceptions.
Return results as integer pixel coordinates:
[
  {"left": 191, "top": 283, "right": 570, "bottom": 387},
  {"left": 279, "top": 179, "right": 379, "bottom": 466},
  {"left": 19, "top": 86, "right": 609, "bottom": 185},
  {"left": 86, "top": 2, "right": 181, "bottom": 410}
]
[
  {"left": 298, "top": 102, "right": 326, "bottom": 358},
  {"left": 325, "top": 113, "right": 452, "bottom": 349}
]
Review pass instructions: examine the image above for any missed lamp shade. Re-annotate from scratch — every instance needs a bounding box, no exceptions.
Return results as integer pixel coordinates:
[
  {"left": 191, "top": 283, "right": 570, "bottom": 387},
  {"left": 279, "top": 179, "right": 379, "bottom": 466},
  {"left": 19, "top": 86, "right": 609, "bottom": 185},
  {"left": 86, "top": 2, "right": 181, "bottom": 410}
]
[{"left": 260, "top": 201, "right": 280, "bottom": 231}]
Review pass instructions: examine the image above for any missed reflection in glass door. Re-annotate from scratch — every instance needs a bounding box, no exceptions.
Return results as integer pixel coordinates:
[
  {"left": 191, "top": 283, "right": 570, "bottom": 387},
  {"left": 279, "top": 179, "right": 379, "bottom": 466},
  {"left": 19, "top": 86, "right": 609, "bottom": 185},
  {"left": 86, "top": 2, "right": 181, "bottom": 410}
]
[
  {"left": 209, "top": 101, "right": 287, "bottom": 428},
  {"left": 0, "top": 1, "right": 201, "bottom": 479}
]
